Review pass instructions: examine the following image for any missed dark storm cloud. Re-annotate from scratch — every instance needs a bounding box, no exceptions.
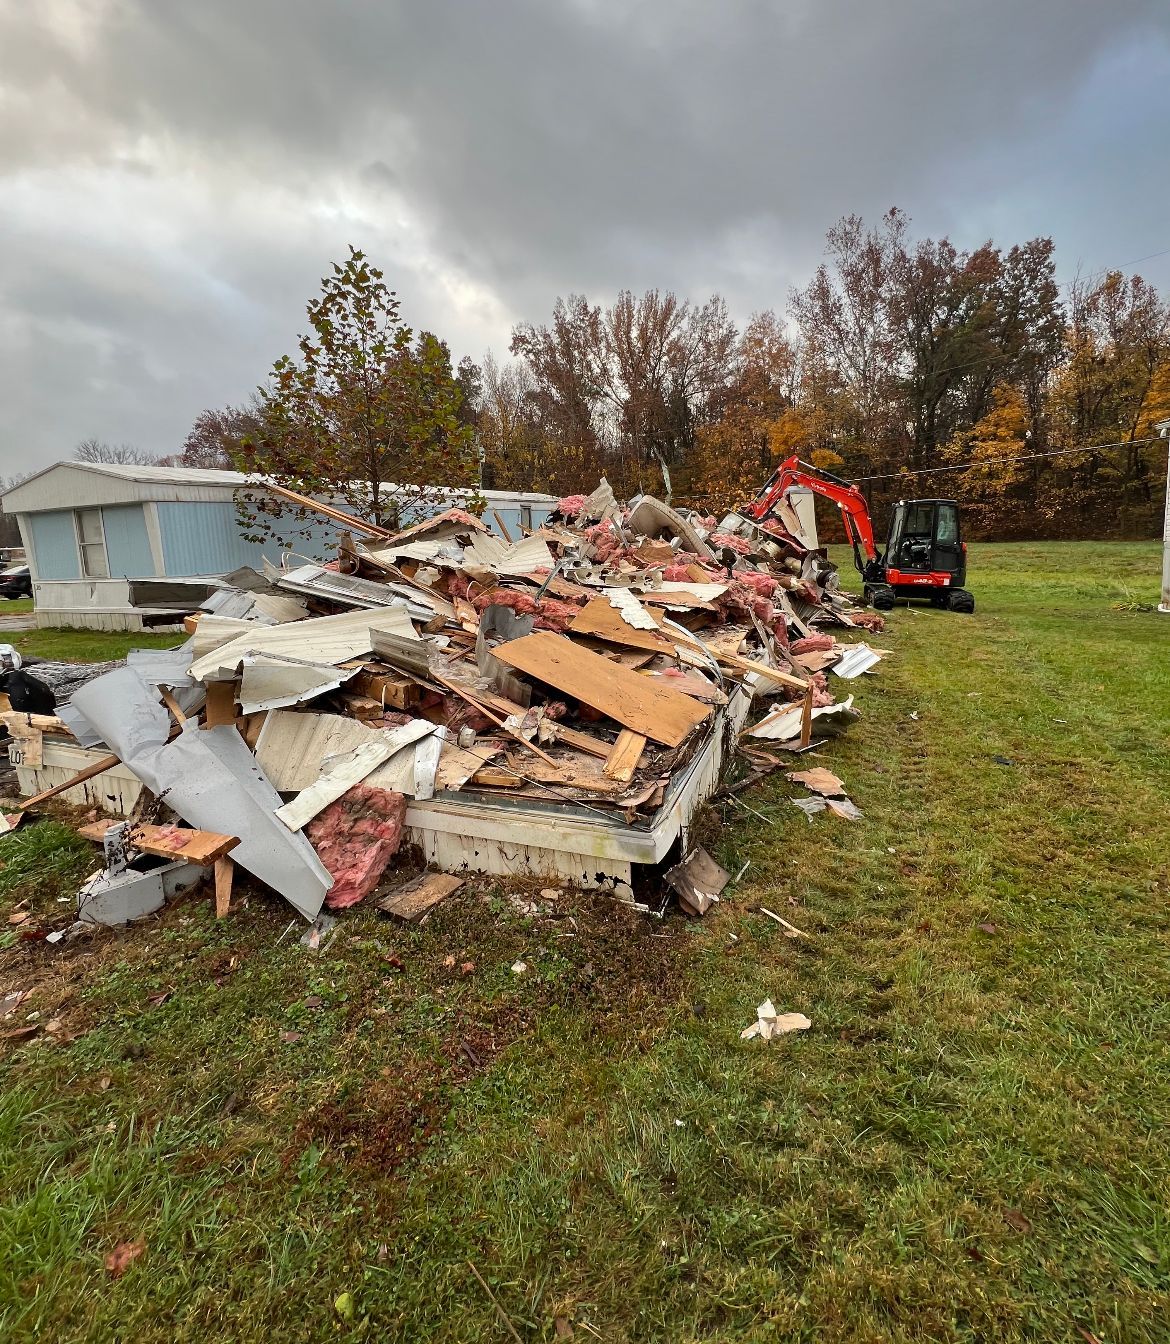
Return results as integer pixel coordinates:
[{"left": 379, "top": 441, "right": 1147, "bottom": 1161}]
[{"left": 0, "top": 0, "right": 1168, "bottom": 470}]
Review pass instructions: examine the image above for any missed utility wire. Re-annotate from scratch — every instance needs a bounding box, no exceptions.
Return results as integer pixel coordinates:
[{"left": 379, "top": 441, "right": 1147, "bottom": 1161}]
[{"left": 845, "top": 434, "right": 1166, "bottom": 484}]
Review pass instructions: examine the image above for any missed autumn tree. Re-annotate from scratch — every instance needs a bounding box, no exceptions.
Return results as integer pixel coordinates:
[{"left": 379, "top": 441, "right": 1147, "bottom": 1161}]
[
  {"left": 240, "top": 247, "right": 478, "bottom": 536},
  {"left": 170, "top": 402, "right": 264, "bottom": 469}
]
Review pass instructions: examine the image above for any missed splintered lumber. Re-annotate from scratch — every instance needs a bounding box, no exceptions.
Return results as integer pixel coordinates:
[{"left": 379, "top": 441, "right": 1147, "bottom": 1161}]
[
  {"left": 78, "top": 820, "right": 240, "bottom": 866},
  {"left": 469, "top": 767, "right": 523, "bottom": 788},
  {"left": 434, "top": 673, "right": 562, "bottom": 769},
  {"left": 493, "top": 632, "right": 711, "bottom": 748},
  {"left": 346, "top": 667, "right": 420, "bottom": 710},
  {"left": 266, "top": 481, "right": 394, "bottom": 540},
  {"left": 377, "top": 872, "right": 464, "bottom": 923},
  {"left": 603, "top": 729, "right": 646, "bottom": 783},
  {"left": 159, "top": 688, "right": 187, "bottom": 725}
]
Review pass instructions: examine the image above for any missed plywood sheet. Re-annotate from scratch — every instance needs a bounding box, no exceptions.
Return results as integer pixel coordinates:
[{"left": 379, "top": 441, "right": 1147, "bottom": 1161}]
[
  {"left": 569, "top": 597, "right": 675, "bottom": 654},
  {"left": 493, "top": 632, "right": 711, "bottom": 748}
]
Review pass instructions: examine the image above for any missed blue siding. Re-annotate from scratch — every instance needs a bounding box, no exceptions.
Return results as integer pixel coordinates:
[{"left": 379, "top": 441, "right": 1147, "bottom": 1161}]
[
  {"left": 28, "top": 510, "right": 80, "bottom": 580},
  {"left": 156, "top": 501, "right": 338, "bottom": 576},
  {"left": 101, "top": 504, "right": 154, "bottom": 577}
]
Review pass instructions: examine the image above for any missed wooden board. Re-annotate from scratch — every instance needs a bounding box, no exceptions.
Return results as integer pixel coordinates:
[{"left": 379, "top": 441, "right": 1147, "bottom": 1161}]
[
  {"left": 493, "top": 632, "right": 712, "bottom": 748},
  {"left": 377, "top": 872, "right": 464, "bottom": 923},
  {"left": 203, "top": 680, "right": 237, "bottom": 728},
  {"left": 78, "top": 820, "right": 240, "bottom": 866},
  {"left": 603, "top": 729, "right": 646, "bottom": 783},
  {"left": 569, "top": 597, "right": 676, "bottom": 654}
]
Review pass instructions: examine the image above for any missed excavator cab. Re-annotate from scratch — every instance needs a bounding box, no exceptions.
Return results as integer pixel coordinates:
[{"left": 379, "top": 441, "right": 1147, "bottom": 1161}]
[{"left": 874, "top": 498, "right": 974, "bottom": 612}]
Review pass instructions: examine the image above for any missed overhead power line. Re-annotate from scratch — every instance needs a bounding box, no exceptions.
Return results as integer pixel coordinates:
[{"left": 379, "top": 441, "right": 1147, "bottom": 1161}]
[{"left": 845, "top": 434, "right": 1166, "bottom": 484}]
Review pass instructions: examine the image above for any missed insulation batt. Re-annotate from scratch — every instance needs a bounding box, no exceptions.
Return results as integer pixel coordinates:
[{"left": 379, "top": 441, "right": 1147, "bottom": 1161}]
[
  {"left": 583, "top": 519, "right": 625, "bottom": 563},
  {"left": 708, "top": 531, "right": 752, "bottom": 555},
  {"left": 470, "top": 588, "right": 581, "bottom": 633},
  {"left": 850, "top": 610, "right": 887, "bottom": 633},
  {"left": 791, "top": 633, "right": 835, "bottom": 654},
  {"left": 811, "top": 671, "right": 835, "bottom": 707},
  {"left": 308, "top": 784, "right": 407, "bottom": 909},
  {"left": 556, "top": 493, "right": 589, "bottom": 516}
]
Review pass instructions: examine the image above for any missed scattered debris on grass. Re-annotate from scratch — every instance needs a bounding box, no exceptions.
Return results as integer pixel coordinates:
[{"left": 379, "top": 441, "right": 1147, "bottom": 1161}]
[{"left": 740, "top": 999, "right": 812, "bottom": 1041}]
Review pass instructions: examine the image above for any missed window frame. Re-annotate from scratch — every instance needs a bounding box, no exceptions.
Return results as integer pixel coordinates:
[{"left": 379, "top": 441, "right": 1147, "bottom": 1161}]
[{"left": 75, "top": 507, "right": 110, "bottom": 578}]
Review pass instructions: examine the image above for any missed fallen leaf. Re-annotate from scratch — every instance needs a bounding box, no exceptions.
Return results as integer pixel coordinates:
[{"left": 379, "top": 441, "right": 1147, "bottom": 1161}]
[
  {"left": 7, "top": 911, "right": 30, "bottom": 925},
  {"left": 104, "top": 1239, "right": 145, "bottom": 1277},
  {"left": 280, "top": 1030, "right": 302, "bottom": 1045},
  {"left": 304, "top": 995, "right": 324, "bottom": 1009},
  {"left": 915, "top": 920, "right": 932, "bottom": 934},
  {"left": 977, "top": 923, "right": 998, "bottom": 935},
  {"left": 511, "top": 960, "right": 528, "bottom": 975},
  {"left": 0, "top": 990, "right": 28, "bottom": 1018},
  {"left": 1076, "top": 1328, "right": 1102, "bottom": 1344},
  {"left": 1134, "top": 1241, "right": 1159, "bottom": 1265},
  {"left": 1003, "top": 1208, "right": 1032, "bottom": 1234},
  {"left": 442, "top": 954, "right": 456, "bottom": 969},
  {"left": 334, "top": 1290, "right": 355, "bottom": 1322},
  {"left": 97, "top": 1075, "right": 112, "bottom": 1091},
  {"left": 383, "top": 954, "right": 404, "bottom": 972},
  {"left": 460, "top": 961, "right": 476, "bottom": 976},
  {"left": 0, "top": 1024, "right": 39, "bottom": 1041},
  {"left": 145, "top": 990, "right": 172, "bottom": 1009},
  {"left": 554, "top": 1316, "right": 574, "bottom": 1339}
]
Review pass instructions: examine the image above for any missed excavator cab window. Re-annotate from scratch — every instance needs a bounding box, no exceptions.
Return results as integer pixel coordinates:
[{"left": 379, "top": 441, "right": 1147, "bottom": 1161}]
[{"left": 887, "top": 501, "right": 936, "bottom": 572}]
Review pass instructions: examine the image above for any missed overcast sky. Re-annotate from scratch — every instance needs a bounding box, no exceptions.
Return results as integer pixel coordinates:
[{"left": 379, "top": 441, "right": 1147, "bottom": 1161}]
[{"left": 1, "top": 0, "right": 1168, "bottom": 474}]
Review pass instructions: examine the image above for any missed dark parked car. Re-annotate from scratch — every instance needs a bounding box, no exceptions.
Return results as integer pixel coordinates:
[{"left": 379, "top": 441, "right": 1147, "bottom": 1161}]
[{"left": 0, "top": 565, "right": 31, "bottom": 599}]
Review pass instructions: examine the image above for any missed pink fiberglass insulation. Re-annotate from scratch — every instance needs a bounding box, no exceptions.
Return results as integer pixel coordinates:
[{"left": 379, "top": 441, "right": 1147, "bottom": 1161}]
[
  {"left": 708, "top": 531, "right": 752, "bottom": 555},
  {"left": 791, "top": 633, "right": 834, "bottom": 654},
  {"left": 850, "top": 610, "right": 887, "bottom": 632},
  {"left": 735, "top": 569, "right": 778, "bottom": 598},
  {"left": 662, "top": 561, "right": 722, "bottom": 583},
  {"left": 556, "top": 493, "right": 589, "bottom": 516},
  {"left": 583, "top": 519, "right": 625, "bottom": 563},
  {"left": 470, "top": 587, "right": 581, "bottom": 632},
  {"left": 811, "top": 670, "right": 835, "bottom": 707},
  {"left": 309, "top": 784, "right": 407, "bottom": 910}
]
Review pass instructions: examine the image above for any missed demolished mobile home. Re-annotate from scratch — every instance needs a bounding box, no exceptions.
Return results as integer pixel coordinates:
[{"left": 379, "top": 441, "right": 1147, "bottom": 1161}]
[{"left": 4, "top": 479, "right": 884, "bottom": 925}]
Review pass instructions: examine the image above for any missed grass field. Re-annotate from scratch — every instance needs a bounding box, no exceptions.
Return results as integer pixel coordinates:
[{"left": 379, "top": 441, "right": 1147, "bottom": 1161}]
[{"left": 0, "top": 542, "right": 1167, "bottom": 1342}]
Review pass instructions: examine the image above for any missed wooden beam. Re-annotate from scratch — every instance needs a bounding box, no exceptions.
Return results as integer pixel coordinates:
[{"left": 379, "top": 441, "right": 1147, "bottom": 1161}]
[
  {"left": 214, "top": 856, "right": 235, "bottom": 918},
  {"left": 434, "top": 674, "right": 563, "bottom": 770},
  {"left": 202, "top": 680, "right": 237, "bottom": 728},
  {"left": 78, "top": 820, "right": 240, "bottom": 866},
  {"left": 21, "top": 754, "right": 122, "bottom": 809},
  {"left": 798, "top": 683, "right": 813, "bottom": 749},
  {"left": 603, "top": 729, "right": 646, "bottom": 783},
  {"left": 490, "top": 509, "right": 514, "bottom": 543},
  {"left": 265, "top": 481, "right": 393, "bottom": 540},
  {"left": 159, "top": 688, "right": 187, "bottom": 725}
]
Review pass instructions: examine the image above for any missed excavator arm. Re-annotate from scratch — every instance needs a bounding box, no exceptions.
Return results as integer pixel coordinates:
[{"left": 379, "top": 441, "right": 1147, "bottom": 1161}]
[{"left": 745, "top": 455, "right": 881, "bottom": 578}]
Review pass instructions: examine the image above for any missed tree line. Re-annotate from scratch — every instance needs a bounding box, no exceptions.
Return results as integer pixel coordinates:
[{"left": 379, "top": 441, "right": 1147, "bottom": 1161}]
[{"left": 81, "top": 212, "right": 1170, "bottom": 540}]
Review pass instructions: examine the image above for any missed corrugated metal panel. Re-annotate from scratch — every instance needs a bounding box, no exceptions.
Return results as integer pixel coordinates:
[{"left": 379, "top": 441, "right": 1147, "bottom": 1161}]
[
  {"left": 27, "top": 510, "right": 80, "bottom": 579},
  {"left": 102, "top": 503, "right": 156, "bottom": 577}
]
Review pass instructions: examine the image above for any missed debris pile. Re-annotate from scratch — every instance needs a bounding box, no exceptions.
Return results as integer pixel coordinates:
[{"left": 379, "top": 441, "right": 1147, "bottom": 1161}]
[{"left": 3, "top": 480, "right": 885, "bottom": 926}]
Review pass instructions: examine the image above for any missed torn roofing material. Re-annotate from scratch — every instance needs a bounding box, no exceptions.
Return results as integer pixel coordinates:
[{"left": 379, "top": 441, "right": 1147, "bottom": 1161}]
[
  {"left": 188, "top": 606, "right": 421, "bottom": 680},
  {"left": 69, "top": 670, "right": 331, "bottom": 918}
]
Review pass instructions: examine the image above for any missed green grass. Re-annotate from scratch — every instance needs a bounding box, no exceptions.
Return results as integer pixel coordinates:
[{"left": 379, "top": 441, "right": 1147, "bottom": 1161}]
[
  {"left": 0, "top": 598, "right": 34, "bottom": 615},
  {"left": 0, "top": 541, "right": 1167, "bottom": 1342},
  {"left": 10, "top": 628, "right": 184, "bottom": 663}
]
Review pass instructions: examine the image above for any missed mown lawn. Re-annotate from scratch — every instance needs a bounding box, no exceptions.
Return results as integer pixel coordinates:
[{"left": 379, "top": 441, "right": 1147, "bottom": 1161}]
[{"left": 0, "top": 541, "right": 1166, "bottom": 1343}]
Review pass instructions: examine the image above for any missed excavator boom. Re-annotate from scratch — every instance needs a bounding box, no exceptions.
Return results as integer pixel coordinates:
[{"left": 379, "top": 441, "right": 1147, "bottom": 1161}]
[{"left": 745, "top": 456, "right": 880, "bottom": 577}]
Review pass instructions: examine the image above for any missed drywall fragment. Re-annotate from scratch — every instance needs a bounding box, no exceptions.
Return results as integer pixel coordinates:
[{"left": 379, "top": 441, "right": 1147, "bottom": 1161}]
[{"left": 740, "top": 999, "right": 812, "bottom": 1041}]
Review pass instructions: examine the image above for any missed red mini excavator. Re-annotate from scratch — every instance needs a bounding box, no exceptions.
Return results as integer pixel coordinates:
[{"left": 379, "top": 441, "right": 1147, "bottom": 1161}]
[{"left": 743, "top": 455, "right": 975, "bottom": 612}]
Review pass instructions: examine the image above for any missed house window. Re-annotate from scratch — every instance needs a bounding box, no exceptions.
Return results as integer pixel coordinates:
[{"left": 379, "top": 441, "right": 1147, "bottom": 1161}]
[{"left": 75, "top": 508, "right": 110, "bottom": 577}]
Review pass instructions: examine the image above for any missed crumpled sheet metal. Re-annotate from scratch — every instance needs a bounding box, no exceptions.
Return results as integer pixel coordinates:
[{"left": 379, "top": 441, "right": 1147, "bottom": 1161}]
[{"left": 69, "top": 668, "right": 332, "bottom": 920}]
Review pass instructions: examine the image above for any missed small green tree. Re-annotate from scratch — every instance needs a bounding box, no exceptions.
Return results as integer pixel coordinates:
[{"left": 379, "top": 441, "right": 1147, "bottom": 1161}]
[{"left": 237, "top": 247, "right": 478, "bottom": 538}]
